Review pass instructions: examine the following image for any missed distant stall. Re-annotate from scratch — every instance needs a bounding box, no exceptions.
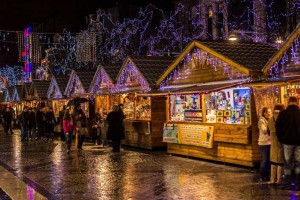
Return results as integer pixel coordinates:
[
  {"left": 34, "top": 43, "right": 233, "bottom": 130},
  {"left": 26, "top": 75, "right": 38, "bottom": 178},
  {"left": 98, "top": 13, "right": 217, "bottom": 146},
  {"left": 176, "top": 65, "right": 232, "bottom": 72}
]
[
  {"left": 11, "top": 85, "right": 24, "bottom": 118},
  {"left": 65, "top": 69, "right": 97, "bottom": 137},
  {"left": 89, "top": 64, "right": 122, "bottom": 119},
  {"left": 47, "top": 75, "right": 70, "bottom": 118},
  {"left": 113, "top": 55, "right": 174, "bottom": 149},
  {"left": 157, "top": 40, "right": 277, "bottom": 167},
  {"left": 28, "top": 80, "right": 51, "bottom": 107}
]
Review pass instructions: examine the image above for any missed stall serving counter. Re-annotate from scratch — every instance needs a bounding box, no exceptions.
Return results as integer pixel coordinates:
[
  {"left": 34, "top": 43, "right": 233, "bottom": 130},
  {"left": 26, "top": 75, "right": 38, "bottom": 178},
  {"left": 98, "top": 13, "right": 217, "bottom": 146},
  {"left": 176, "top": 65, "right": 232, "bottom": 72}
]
[
  {"left": 163, "top": 86, "right": 259, "bottom": 167},
  {"left": 122, "top": 94, "right": 167, "bottom": 149},
  {"left": 95, "top": 93, "right": 167, "bottom": 150}
]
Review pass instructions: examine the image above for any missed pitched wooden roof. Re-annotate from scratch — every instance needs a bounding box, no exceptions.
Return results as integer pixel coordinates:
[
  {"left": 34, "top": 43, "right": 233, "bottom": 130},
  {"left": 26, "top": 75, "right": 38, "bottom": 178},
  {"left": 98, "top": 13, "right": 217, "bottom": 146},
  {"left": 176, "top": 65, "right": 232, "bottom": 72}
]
[
  {"left": 89, "top": 65, "right": 119, "bottom": 94},
  {"left": 157, "top": 40, "right": 277, "bottom": 85},
  {"left": 30, "top": 80, "right": 51, "bottom": 99},
  {"left": 54, "top": 75, "right": 70, "bottom": 95},
  {"left": 21, "top": 83, "right": 31, "bottom": 99},
  {"left": 263, "top": 24, "right": 300, "bottom": 74},
  {"left": 130, "top": 56, "right": 175, "bottom": 86},
  {"left": 117, "top": 55, "right": 175, "bottom": 88},
  {"left": 103, "top": 63, "right": 123, "bottom": 81},
  {"left": 75, "top": 69, "right": 97, "bottom": 92}
]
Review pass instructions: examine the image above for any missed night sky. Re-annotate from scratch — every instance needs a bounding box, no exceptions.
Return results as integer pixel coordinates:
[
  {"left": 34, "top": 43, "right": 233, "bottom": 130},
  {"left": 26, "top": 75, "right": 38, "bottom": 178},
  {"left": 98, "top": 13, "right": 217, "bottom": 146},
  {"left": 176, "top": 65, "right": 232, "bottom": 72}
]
[
  {"left": 0, "top": 0, "right": 173, "bottom": 32},
  {"left": 0, "top": 0, "right": 173, "bottom": 66}
]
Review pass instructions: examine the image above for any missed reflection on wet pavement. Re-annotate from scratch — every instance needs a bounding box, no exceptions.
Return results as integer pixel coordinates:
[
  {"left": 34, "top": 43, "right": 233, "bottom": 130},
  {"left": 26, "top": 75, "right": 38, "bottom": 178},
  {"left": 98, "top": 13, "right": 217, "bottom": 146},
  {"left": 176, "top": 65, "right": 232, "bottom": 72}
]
[{"left": 0, "top": 129, "right": 298, "bottom": 200}]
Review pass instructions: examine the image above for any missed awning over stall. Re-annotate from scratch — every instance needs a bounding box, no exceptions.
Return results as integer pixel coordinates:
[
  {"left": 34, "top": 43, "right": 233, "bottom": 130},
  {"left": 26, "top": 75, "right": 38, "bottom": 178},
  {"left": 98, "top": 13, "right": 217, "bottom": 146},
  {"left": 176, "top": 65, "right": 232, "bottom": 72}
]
[
  {"left": 245, "top": 77, "right": 300, "bottom": 86},
  {"left": 169, "top": 82, "right": 242, "bottom": 95}
]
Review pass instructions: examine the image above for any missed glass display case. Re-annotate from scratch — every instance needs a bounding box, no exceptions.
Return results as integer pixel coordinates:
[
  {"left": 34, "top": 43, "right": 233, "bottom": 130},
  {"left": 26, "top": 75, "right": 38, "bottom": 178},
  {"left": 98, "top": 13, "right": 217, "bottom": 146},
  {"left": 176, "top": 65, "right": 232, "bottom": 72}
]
[
  {"left": 135, "top": 96, "right": 151, "bottom": 120},
  {"left": 169, "top": 94, "right": 202, "bottom": 122},
  {"left": 204, "top": 87, "right": 251, "bottom": 124},
  {"left": 122, "top": 95, "right": 135, "bottom": 119},
  {"left": 283, "top": 83, "right": 300, "bottom": 105},
  {"left": 95, "top": 95, "right": 109, "bottom": 119}
]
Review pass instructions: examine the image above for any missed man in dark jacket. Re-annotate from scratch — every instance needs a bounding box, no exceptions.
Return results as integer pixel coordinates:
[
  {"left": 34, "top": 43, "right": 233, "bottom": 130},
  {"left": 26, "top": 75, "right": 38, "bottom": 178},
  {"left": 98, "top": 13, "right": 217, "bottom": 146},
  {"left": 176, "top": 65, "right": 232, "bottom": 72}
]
[
  {"left": 106, "top": 105, "right": 125, "bottom": 152},
  {"left": 20, "top": 106, "right": 28, "bottom": 141},
  {"left": 3, "top": 107, "right": 13, "bottom": 135},
  {"left": 276, "top": 96, "right": 300, "bottom": 190},
  {"left": 35, "top": 103, "right": 45, "bottom": 140},
  {"left": 58, "top": 105, "right": 66, "bottom": 141},
  {"left": 26, "top": 108, "right": 36, "bottom": 141}
]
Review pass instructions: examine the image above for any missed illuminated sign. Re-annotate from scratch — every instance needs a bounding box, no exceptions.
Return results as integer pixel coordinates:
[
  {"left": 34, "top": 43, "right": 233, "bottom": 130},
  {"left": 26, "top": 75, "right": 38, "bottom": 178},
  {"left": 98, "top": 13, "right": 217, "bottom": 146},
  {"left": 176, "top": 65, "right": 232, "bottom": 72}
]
[{"left": 22, "top": 26, "right": 33, "bottom": 82}]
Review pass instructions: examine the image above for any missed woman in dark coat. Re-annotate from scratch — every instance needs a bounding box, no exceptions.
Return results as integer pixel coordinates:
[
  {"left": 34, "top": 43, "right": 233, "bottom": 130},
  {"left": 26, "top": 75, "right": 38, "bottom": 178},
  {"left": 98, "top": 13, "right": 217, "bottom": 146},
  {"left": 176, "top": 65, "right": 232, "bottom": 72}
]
[
  {"left": 92, "top": 108, "right": 102, "bottom": 145},
  {"left": 45, "top": 107, "right": 56, "bottom": 142},
  {"left": 106, "top": 105, "right": 125, "bottom": 152},
  {"left": 268, "top": 104, "right": 285, "bottom": 185},
  {"left": 3, "top": 107, "right": 13, "bottom": 135},
  {"left": 26, "top": 107, "right": 36, "bottom": 140}
]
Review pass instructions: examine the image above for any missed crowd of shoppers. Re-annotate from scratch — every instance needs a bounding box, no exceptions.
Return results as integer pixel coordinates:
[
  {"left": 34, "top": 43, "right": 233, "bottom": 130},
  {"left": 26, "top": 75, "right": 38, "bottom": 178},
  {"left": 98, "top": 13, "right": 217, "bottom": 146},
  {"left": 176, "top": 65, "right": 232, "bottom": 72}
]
[
  {"left": 2, "top": 101, "right": 128, "bottom": 155},
  {"left": 3, "top": 106, "right": 14, "bottom": 135},
  {"left": 16, "top": 102, "right": 57, "bottom": 141},
  {"left": 257, "top": 96, "right": 300, "bottom": 191},
  {"left": 276, "top": 96, "right": 300, "bottom": 190}
]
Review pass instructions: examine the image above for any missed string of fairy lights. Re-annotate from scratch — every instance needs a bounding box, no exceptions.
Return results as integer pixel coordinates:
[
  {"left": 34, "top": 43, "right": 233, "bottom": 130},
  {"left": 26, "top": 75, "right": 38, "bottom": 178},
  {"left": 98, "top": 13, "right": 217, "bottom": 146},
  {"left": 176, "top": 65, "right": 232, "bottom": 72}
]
[{"left": 0, "top": 1, "right": 298, "bottom": 87}]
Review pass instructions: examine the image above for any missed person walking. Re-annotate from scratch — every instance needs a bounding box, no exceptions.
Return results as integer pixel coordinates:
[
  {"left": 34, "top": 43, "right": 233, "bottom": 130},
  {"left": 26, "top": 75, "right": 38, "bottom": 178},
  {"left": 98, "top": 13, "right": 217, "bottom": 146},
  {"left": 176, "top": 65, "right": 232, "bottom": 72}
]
[
  {"left": 26, "top": 108, "right": 36, "bottom": 141},
  {"left": 106, "top": 105, "right": 125, "bottom": 153},
  {"left": 59, "top": 105, "right": 66, "bottom": 141},
  {"left": 63, "top": 108, "right": 75, "bottom": 153},
  {"left": 92, "top": 108, "right": 102, "bottom": 145},
  {"left": 276, "top": 96, "right": 300, "bottom": 190},
  {"left": 19, "top": 106, "right": 28, "bottom": 141},
  {"left": 268, "top": 104, "right": 285, "bottom": 185},
  {"left": 73, "top": 103, "right": 87, "bottom": 150},
  {"left": 45, "top": 107, "right": 56, "bottom": 142},
  {"left": 35, "top": 103, "right": 45, "bottom": 140},
  {"left": 3, "top": 107, "right": 13, "bottom": 135},
  {"left": 258, "top": 107, "right": 272, "bottom": 182}
]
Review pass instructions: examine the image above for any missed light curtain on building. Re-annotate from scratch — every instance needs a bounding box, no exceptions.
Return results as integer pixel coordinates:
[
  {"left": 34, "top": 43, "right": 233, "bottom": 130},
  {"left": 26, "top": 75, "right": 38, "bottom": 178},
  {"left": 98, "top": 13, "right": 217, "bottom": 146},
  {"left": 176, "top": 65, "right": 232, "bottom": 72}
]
[
  {"left": 252, "top": 85, "right": 276, "bottom": 117},
  {"left": 76, "top": 32, "right": 96, "bottom": 62}
]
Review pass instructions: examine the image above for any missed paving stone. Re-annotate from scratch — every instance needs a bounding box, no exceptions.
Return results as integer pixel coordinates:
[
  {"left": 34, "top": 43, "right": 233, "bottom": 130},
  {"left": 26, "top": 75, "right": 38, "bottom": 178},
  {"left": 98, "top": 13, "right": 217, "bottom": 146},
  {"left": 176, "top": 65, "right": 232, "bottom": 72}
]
[{"left": 0, "top": 129, "right": 297, "bottom": 200}]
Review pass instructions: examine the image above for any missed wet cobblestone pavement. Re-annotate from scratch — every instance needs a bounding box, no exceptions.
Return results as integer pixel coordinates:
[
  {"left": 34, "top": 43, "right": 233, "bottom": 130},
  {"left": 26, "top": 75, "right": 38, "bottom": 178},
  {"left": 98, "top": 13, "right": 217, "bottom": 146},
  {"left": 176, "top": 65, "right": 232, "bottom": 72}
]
[{"left": 0, "top": 129, "right": 298, "bottom": 200}]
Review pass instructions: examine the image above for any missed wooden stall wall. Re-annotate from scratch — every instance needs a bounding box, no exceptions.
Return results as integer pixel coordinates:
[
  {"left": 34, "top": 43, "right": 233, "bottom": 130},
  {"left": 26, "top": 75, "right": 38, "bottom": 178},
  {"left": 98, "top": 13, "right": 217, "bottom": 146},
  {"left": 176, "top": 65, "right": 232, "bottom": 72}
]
[
  {"left": 123, "top": 97, "right": 167, "bottom": 149},
  {"left": 167, "top": 92, "right": 260, "bottom": 167},
  {"left": 150, "top": 97, "right": 167, "bottom": 149},
  {"left": 123, "top": 120, "right": 151, "bottom": 149},
  {"left": 249, "top": 90, "right": 261, "bottom": 165}
]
